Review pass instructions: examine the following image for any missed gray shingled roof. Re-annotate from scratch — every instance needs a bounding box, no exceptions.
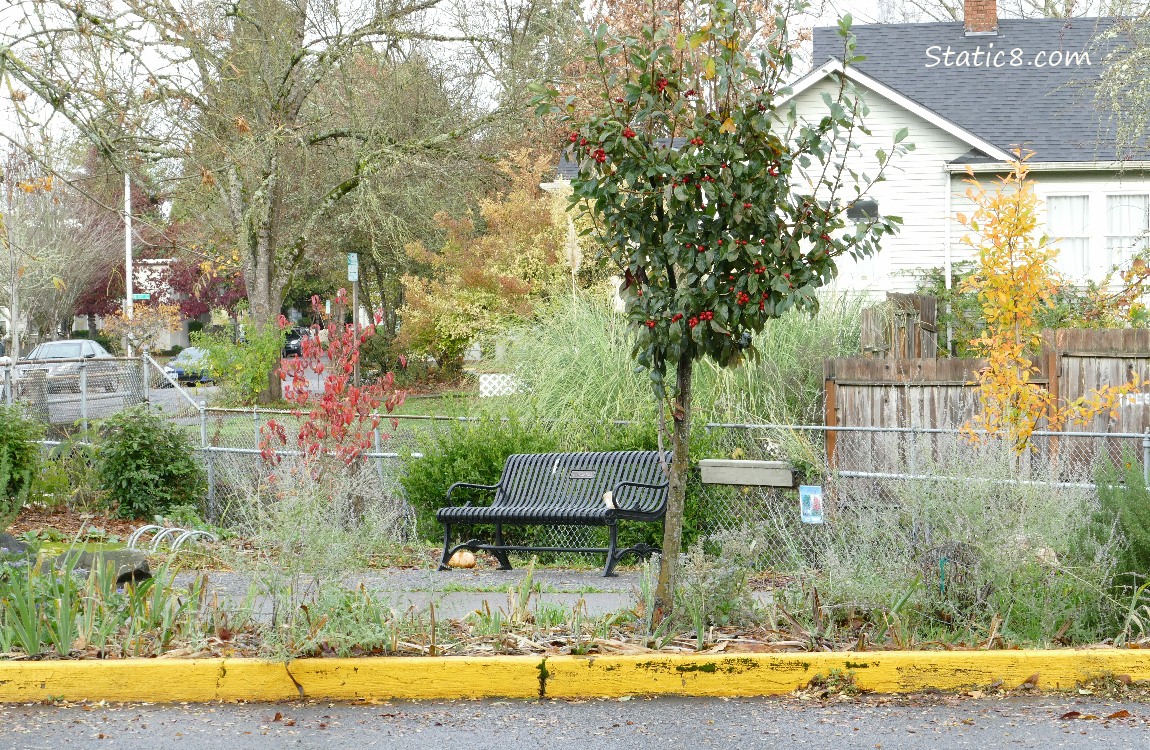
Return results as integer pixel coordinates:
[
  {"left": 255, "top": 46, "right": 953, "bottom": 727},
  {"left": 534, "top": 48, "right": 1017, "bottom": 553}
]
[
  {"left": 812, "top": 18, "right": 1134, "bottom": 162},
  {"left": 554, "top": 137, "right": 687, "bottom": 180}
]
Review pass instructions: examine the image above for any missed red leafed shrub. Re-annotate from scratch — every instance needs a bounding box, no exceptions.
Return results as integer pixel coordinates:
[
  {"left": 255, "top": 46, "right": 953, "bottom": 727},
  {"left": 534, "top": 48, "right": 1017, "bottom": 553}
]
[{"left": 260, "top": 291, "right": 405, "bottom": 471}]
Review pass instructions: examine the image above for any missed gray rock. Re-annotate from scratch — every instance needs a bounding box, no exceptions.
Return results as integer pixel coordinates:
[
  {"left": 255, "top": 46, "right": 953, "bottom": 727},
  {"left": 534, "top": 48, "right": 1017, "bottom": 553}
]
[
  {"left": 53, "top": 549, "right": 152, "bottom": 585},
  {"left": 0, "top": 531, "right": 30, "bottom": 558}
]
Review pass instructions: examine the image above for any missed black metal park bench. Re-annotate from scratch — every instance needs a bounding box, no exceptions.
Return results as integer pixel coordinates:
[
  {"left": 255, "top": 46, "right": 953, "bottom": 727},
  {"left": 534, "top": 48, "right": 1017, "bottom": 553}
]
[{"left": 436, "top": 451, "right": 670, "bottom": 577}]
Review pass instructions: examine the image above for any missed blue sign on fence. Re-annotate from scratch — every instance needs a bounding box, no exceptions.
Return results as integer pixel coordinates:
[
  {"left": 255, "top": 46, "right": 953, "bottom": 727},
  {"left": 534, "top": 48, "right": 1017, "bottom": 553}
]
[{"left": 799, "top": 485, "right": 824, "bottom": 524}]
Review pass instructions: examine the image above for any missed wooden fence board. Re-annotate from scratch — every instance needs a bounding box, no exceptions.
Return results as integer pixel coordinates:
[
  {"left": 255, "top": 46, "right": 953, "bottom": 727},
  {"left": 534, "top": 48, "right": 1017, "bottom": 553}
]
[{"left": 823, "top": 329, "right": 1150, "bottom": 470}]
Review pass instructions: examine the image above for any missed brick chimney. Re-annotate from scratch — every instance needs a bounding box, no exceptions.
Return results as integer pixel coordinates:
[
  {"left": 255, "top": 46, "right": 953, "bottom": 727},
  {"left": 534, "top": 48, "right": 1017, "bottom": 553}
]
[{"left": 964, "top": 0, "right": 998, "bottom": 35}]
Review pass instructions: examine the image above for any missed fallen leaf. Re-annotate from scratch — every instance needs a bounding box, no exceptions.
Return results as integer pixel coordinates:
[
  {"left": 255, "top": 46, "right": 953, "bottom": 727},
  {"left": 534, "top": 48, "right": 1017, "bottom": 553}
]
[
  {"left": 1106, "top": 710, "right": 1132, "bottom": 720},
  {"left": 1060, "top": 711, "right": 1082, "bottom": 720}
]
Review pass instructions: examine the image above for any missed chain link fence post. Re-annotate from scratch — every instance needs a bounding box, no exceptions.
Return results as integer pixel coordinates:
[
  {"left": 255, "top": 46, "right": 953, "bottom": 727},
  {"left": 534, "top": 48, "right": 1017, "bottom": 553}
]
[
  {"left": 3, "top": 363, "right": 11, "bottom": 406},
  {"left": 373, "top": 425, "right": 384, "bottom": 484},
  {"left": 1143, "top": 430, "right": 1150, "bottom": 488},
  {"left": 79, "top": 361, "right": 88, "bottom": 434},
  {"left": 140, "top": 351, "right": 150, "bottom": 407},
  {"left": 201, "top": 402, "right": 216, "bottom": 522},
  {"left": 253, "top": 405, "right": 262, "bottom": 475}
]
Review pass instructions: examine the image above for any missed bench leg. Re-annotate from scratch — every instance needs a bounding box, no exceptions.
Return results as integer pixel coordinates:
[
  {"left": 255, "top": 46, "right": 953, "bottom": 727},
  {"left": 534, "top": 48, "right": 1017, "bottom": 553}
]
[
  {"left": 492, "top": 524, "right": 513, "bottom": 571},
  {"left": 603, "top": 524, "right": 620, "bottom": 577},
  {"left": 438, "top": 523, "right": 453, "bottom": 571}
]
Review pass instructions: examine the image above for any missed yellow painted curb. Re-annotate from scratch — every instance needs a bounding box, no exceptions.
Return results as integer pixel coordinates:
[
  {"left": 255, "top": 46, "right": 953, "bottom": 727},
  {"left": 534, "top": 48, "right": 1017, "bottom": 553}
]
[
  {"left": 544, "top": 650, "right": 1150, "bottom": 698},
  {"left": 1, "top": 650, "right": 1148, "bottom": 703},
  {"left": 0, "top": 656, "right": 544, "bottom": 703}
]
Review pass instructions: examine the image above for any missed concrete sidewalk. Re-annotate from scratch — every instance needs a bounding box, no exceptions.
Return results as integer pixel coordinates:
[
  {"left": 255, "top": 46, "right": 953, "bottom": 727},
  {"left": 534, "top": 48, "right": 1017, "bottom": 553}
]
[{"left": 174, "top": 566, "right": 655, "bottom": 621}]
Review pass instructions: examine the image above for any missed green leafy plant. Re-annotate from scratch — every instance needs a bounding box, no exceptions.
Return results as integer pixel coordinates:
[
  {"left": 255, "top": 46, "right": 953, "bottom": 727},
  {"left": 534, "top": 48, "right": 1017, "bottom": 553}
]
[
  {"left": 192, "top": 316, "right": 284, "bottom": 405},
  {"left": 0, "top": 559, "right": 210, "bottom": 658},
  {"left": 94, "top": 405, "right": 207, "bottom": 519},
  {"left": 31, "top": 431, "right": 99, "bottom": 512},
  {"left": 0, "top": 404, "right": 44, "bottom": 530}
]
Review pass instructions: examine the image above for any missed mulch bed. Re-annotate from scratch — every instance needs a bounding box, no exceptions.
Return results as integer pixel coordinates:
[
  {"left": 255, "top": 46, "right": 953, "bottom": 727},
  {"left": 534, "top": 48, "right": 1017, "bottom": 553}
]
[{"left": 8, "top": 506, "right": 141, "bottom": 541}]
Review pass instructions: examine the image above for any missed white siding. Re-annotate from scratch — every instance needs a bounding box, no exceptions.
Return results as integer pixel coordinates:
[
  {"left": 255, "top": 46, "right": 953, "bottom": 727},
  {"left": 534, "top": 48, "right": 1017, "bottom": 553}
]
[
  {"left": 948, "top": 171, "right": 1150, "bottom": 287},
  {"left": 789, "top": 77, "right": 974, "bottom": 293}
]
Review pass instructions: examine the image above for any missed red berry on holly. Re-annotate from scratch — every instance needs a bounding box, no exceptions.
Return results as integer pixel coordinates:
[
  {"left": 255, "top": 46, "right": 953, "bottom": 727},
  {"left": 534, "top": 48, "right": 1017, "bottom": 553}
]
[
  {"left": 569, "top": 132, "right": 578, "bottom": 142},
  {"left": 622, "top": 127, "right": 636, "bottom": 138},
  {"left": 646, "top": 320, "right": 656, "bottom": 329}
]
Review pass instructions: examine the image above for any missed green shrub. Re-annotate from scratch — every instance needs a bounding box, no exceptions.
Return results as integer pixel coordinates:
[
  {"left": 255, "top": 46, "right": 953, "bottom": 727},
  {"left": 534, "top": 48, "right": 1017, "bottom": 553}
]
[
  {"left": 192, "top": 317, "right": 283, "bottom": 405},
  {"left": 1097, "top": 451, "right": 1150, "bottom": 584},
  {"left": 95, "top": 406, "right": 206, "bottom": 519},
  {"left": 0, "top": 405, "right": 44, "bottom": 530}
]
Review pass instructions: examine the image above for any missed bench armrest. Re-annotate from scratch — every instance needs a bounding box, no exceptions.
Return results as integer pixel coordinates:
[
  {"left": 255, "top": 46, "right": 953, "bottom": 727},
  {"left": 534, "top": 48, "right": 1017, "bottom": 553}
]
[
  {"left": 608, "top": 480, "right": 669, "bottom": 513},
  {"left": 444, "top": 482, "right": 500, "bottom": 507}
]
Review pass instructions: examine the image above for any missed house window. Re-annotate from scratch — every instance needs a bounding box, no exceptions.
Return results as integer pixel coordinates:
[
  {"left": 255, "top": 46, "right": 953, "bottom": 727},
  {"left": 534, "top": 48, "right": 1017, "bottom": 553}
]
[
  {"left": 1105, "top": 194, "right": 1150, "bottom": 273},
  {"left": 1046, "top": 195, "right": 1091, "bottom": 278}
]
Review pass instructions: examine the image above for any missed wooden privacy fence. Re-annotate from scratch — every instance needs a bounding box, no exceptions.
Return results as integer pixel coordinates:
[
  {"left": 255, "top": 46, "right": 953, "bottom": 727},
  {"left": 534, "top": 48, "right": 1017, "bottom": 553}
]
[{"left": 823, "top": 329, "right": 1150, "bottom": 473}]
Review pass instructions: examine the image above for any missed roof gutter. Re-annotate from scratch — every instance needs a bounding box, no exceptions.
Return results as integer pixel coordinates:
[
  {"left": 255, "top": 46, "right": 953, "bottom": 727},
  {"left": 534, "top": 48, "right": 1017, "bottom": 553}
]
[{"left": 945, "top": 160, "right": 1150, "bottom": 174}]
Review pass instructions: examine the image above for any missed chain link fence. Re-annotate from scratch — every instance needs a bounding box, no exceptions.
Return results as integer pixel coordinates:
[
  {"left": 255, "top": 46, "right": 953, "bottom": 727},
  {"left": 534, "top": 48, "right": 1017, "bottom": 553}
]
[
  {"left": 183, "top": 411, "right": 1150, "bottom": 568},
  {"left": 11, "top": 348, "right": 1147, "bottom": 571},
  {"left": 0, "top": 355, "right": 193, "bottom": 437}
]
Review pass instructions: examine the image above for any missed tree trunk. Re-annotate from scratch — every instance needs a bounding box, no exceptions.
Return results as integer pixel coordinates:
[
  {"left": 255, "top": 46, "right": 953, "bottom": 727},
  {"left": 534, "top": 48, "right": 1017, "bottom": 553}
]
[{"left": 655, "top": 352, "right": 693, "bottom": 615}]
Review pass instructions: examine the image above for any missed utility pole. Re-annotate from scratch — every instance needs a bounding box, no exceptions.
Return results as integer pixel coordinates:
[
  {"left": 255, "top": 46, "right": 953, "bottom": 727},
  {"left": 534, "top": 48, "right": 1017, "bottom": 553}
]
[
  {"left": 348, "top": 252, "right": 360, "bottom": 387},
  {"left": 1, "top": 169, "right": 18, "bottom": 359},
  {"left": 124, "top": 171, "right": 133, "bottom": 321}
]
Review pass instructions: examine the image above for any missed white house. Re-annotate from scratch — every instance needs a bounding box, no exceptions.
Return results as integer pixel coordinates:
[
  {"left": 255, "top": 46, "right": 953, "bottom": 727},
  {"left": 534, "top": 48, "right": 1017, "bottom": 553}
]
[{"left": 788, "top": 1, "right": 1150, "bottom": 294}]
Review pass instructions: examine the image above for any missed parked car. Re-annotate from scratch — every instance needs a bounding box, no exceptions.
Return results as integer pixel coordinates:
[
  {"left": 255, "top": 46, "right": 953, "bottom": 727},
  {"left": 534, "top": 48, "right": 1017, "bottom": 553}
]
[
  {"left": 162, "top": 347, "right": 212, "bottom": 386},
  {"left": 283, "top": 327, "right": 311, "bottom": 357},
  {"left": 16, "top": 339, "right": 118, "bottom": 394}
]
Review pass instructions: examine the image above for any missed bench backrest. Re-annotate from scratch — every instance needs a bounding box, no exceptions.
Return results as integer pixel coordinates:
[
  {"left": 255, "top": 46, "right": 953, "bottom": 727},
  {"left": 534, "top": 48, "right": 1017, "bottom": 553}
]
[{"left": 495, "top": 451, "right": 670, "bottom": 514}]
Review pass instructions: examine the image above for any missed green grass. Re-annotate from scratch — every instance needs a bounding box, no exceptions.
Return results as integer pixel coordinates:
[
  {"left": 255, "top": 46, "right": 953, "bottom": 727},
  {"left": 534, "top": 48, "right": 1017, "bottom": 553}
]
[{"left": 393, "top": 393, "right": 480, "bottom": 417}]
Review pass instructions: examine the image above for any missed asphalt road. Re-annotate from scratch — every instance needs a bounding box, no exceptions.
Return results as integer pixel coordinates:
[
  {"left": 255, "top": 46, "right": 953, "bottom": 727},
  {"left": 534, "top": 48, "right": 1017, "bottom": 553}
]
[{"left": 2, "top": 695, "right": 1148, "bottom": 749}]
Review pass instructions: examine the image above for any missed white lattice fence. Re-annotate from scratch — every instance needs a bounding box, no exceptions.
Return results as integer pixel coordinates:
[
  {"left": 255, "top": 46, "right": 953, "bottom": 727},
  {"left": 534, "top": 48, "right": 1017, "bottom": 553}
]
[{"left": 478, "top": 373, "right": 523, "bottom": 398}]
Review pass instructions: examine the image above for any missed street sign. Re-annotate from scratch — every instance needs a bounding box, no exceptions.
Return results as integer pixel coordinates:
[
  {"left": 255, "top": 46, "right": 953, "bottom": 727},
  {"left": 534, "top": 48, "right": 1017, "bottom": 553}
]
[
  {"left": 132, "top": 293, "right": 151, "bottom": 301},
  {"left": 347, "top": 253, "right": 359, "bottom": 282}
]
